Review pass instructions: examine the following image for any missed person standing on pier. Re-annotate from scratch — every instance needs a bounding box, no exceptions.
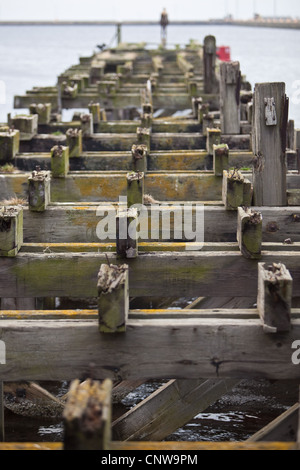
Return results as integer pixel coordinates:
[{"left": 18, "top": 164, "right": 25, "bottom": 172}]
[{"left": 160, "top": 8, "right": 169, "bottom": 46}]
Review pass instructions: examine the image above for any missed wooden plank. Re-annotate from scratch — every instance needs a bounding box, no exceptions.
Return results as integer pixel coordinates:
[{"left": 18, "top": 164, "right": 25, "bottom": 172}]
[
  {"left": 112, "top": 378, "right": 239, "bottom": 441},
  {"left": 0, "top": 441, "right": 295, "bottom": 451},
  {"left": 1, "top": 250, "right": 300, "bottom": 299},
  {"left": 16, "top": 205, "right": 300, "bottom": 244},
  {"left": 0, "top": 316, "right": 300, "bottom": 381},
  {"left": 247, "top": 402, "right": 299, "bottom": 442},
  {"left": 13, "top": 150, "right": 255, "bottom": 172}
]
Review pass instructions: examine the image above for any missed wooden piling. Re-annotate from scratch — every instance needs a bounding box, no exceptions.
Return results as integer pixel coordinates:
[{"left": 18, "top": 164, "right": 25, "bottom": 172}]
[
  {"left": 63, "top": 379, "right": 112, "bottom": 450},
  {"left": 0, "top": 206, "right": 23, "bottom": 257},
  {"left": 220, "top": 61, "right": 241, "bottom": 135},
  {"left": 137, "top": 127, "right": 151, "bottom": 153},
  {"left": 116, "top": 208, "right": 138, "bottom": 259},
  {"left": 51, "top": 145, "right": 69, "bottom": 178},
  {"left": 29, "top": 103, "right": 51, "bottom": 125},
  {"left": 203, "top": 36, "right": 218, "bottom": 94},
  {"left": 0, "top": 129, "right": 20, "bottom": 162},
  {"left": 252, "top": 82, "right": 288, "bottom": 206},
  {"left": 127, "top": 171, "right": 144, "bottom": 208},
  {"left": 222, "top": 169, "right": 252, "bottom": 210},
  {"left": 10, "top": 114, "right": 38, "bottom": 140},
  {"left": 28, "top": 169, "right": 51, "bottom": 212},
  {"left": 237, "top": 207, "right": 262, "bottom": 259},
  {"left": 97, "top": 263, "right": 129, "bottom": 333},
  {"left": 206, "top": 128, "right": 221, "bottom": 155},
  {"left": 66, "top": 128, "right": 82, "bottom": 157},
  {"left": 80, "top": 113, "right": 93, "bottom": 136},
  {"left": 213, "top": 144, "right": 229, "bottom": 176},
  {"left": 131, "top": 144, "right": 147, "bottom": 172},
  {"left": 257, "top": 263, "right": 292, "bottom": 334}
]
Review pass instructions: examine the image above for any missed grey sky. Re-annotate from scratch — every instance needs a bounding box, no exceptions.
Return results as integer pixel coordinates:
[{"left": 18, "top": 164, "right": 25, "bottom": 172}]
[{"left": 0, "top": 0, "right": 300, "bottom": 21}]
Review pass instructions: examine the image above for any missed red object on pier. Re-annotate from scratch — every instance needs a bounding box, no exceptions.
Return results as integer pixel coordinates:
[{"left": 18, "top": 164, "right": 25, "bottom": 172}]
[{"left": 216, "top": 46, "right": 231, "bottom": 62}]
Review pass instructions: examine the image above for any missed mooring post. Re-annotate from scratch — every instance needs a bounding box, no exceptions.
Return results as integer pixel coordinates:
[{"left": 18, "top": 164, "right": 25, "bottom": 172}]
[
  {"left": 206, "top": 128, "right": 221, "bottom": 155},
  {"left": 116, "top": 208, "right": 138, "bottom": 259},
  {"left": 28, "top": 169, "right": 51, "bottom": 212},
  {"left": 203, "top": 35, "right": 218, "bottom": 94},
  {"left": 0, "top": 128, "right": 20, "bottom": 162},
  {"left": 63, "top": 379, "right": 113, "bottom": 450},
  {"left": 222, "top": 169, "right": 252, "bottom": 210},
  {"left": 213, "top": 143, "right": 229, "bottom": 176},
  {"left": 127, "top": 171, "right": 144, "bottom": 208},
  {"left": 0, "top": 206, "right": 23, "bottom": 257},
  {"left": 97, "top": 263, "right": 129, "bottom": 333},
  {"left": 252, "top": 82, "right": 289, "bottom": 206},
  {"left": 131, "top": 144, "right": 147, "bottom": 173},
  {"left": 29, "top": 103, "right": 52, "bottom": 125},
  {"left": 257, "top": 263, "right": 292, "bottom": 334},
  {"left": 220, "top": 61, "right": 241, "bottom": 135},
  {"left": 51, "top": 145, "right": 69, "bottom": 178},
  {"left": 66, "top": 128, "right": 82, "bottom": 157},
  {"left": 137, "top": 127, "right": 151, "bottom": 154},
  {"left": 237, "top": 207, "right": 262, "bottom": 259}
]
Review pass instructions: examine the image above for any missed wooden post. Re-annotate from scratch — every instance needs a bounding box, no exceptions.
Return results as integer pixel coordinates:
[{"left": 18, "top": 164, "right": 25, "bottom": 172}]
[
  {"left": 131, "top": 144, "right": 147, "bottom": 173},
  {"left": 222, "top": 169, "right": 252, "bottom": 210},
  {"left": 116, "top": 208, "right": 138, "bottom": 259},
  {"left": 10, "top": 114, "right": 38, "bottom": 140},
  {"left": 29, "top": 103, "right": 51, "bottom": 125},
  {"left": 137, "top": 127, "right": 151, "bottom": 153},
  {"left": 252, "top": 82, "right": 288, "bottom": 206},
  {"left": 203, "top": 35, "right": 218, "bottom": 94},
  {"left": 220, "top": 61, "right": 241, "bottom": 135},
  {"left": 141, "top": 113, "right": 152, "bottom": 129},
  {"left": 97, "top": 263, "right": 129, "bottom": 333},
  {"left": 0, "top": 129, "right": 20, "bottom": 162},
  {"left": 295, "top": 129, "right": 300, "bottom": 153},
  {"left": 287, "top": 120, "right": 295, "bottom": 150},
  {"left": 0, "top": 206, "right": 23, "bottom": 257},
  {"left": 63, "top": 379, "right": 113, "bottom": 450},
  {"left": 192, "top": 97, "right": 202, "bottom": 120},
  {"left": 51, "top": 145, "right": 69, "bottom": 178},
  {"left": 237, "top": 207, "right": 262, "bottom": 259},
  {"left": 127, "top": 171, "right": 144, "bottom": 208},
  {"left": 88, "top": 102, "right": 101, "bottom": 125},
  {"left": 198, "top": 103, "right": 209, "bottom": 125},
  {"left": 28, "top": 169, "right": 51, "bottom": 212},
  {"left": 257, "top": 263, "right": 292, "bottom": 334},
  {"left": 202, "top": 113, "right": 215, "bottom": 137},
  {"left": 80, "top": 113, "right": 93, "bottom": 136},
  {"left": 206, "top": 128, "right": 221, "bottom": 155},
  {"left": 66, "top": 128, "right": 82, "bottom": 157},
  {"left": 117, "top": 23, "right": 122, "bottom": 45},
  {"left": 213, "top": 144, "right": 229, "bottom": 176}
]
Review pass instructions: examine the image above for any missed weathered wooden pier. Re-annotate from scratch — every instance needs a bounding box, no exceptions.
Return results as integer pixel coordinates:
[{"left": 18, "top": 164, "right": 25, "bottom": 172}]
[{"left": 0, "top": 33, "right": 300, "bottom": 450}]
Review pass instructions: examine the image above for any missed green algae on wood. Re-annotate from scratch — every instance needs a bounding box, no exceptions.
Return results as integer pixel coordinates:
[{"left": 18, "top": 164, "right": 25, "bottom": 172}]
[
  {"left": 51, "top": 145, "right": 69, "bottom": 178},
  {"left": 28, "top": 169, "right": 51, "bottom": 212},
  {"left": 0, "top": 130, "right": 20, "bottom": 162},
  {"left": 0, "top": 206, "right": 23, "bottom": 256}
]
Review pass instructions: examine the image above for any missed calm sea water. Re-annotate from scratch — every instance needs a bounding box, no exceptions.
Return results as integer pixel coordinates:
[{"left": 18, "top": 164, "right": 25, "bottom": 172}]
[{"left": 0, "top": 24, "right": 300, "bottom": 126}]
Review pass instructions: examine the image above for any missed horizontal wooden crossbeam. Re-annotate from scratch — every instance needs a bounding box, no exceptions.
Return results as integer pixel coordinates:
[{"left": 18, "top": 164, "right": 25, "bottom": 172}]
[
  {"left": 1, "top": 249, "right": 300, "bottom": 298},
  {"left": 0, "top": 312, "right": 300, "bottom": 381}
]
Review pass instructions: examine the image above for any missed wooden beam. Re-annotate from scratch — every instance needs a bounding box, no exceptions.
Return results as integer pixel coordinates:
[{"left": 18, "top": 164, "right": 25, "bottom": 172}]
[
  {"left": 0, "top": 315, "right": 300, "bottom": 381},
  {"left": 1, "top": 250, "right": 300, "bottom": 299},
  {"left": 112, "top": 378, "right": 239, "bottom": 441},
  {"left": 16, "top": 205, "right": 300, "bottom": 244}
]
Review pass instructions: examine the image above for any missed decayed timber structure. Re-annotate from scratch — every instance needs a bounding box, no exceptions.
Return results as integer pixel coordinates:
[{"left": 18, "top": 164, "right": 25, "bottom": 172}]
[{"left": 0, "top": 32, "right": 300, "bottom": 450}]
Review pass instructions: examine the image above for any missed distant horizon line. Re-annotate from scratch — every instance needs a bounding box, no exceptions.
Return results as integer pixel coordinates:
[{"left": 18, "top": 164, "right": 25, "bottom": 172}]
[{"left": 0, "top": 18, "right": 299, "bottom": 27}]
